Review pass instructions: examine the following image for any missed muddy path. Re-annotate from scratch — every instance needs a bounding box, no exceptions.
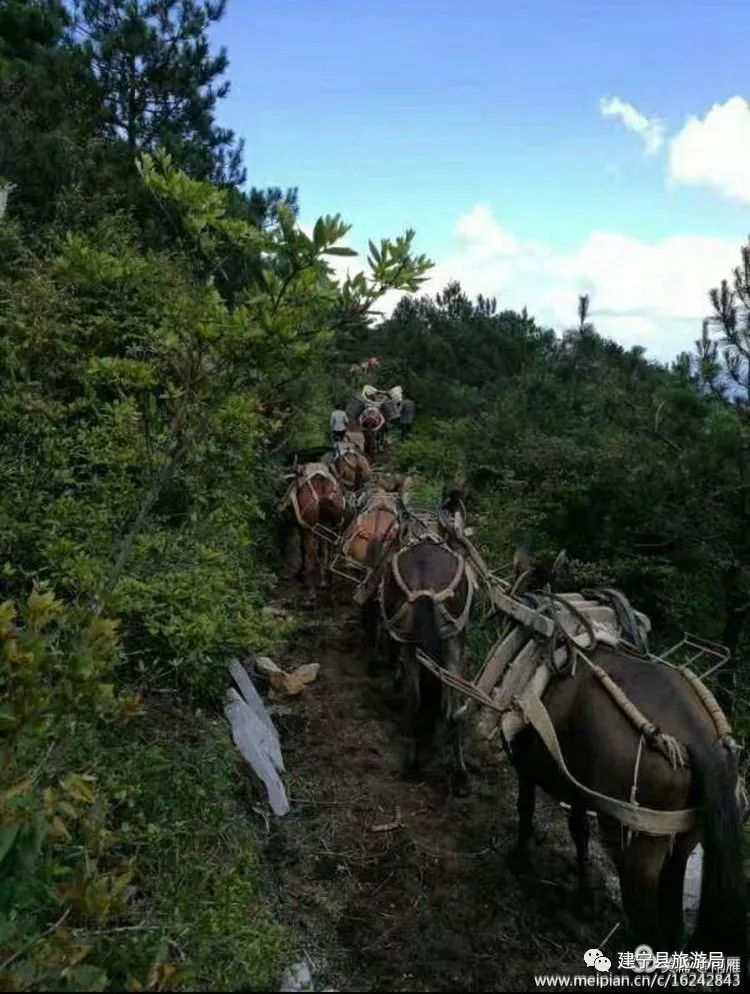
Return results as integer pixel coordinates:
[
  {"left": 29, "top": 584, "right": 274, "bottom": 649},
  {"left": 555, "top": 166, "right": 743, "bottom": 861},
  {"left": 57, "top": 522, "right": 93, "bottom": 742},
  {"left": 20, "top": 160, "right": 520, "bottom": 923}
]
[{"left": 261, "top": 564, "right": 634, "bottom": 992}]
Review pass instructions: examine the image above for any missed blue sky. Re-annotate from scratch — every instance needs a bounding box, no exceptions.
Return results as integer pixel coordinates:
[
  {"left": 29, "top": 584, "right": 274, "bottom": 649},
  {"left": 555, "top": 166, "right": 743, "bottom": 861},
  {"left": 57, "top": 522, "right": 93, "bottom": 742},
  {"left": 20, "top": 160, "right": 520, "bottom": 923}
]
[{"left": 212, "top": 1, "right": 750, "bottom": 358}]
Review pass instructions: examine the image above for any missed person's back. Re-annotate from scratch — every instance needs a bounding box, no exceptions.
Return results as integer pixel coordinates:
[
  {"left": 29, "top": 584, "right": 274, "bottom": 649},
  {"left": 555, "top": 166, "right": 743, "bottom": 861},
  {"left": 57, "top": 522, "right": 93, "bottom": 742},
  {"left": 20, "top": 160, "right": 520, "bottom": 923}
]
[
  {"left": 400, "top": 398, "right": 416, "bottom": 438},
  {"left": 330, "top": 407, "right": 348, "bottom": 442}
]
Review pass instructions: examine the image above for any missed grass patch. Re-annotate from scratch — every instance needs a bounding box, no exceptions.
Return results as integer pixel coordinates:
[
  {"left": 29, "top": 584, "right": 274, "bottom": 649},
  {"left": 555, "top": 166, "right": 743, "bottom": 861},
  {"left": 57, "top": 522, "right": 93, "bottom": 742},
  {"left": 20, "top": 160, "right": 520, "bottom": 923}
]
[
  {"left": 92, "top": 701, "right": 295, "bottom": 991},
  {"left": 3, "top": 699, "right": 295, "bottom": 992}
]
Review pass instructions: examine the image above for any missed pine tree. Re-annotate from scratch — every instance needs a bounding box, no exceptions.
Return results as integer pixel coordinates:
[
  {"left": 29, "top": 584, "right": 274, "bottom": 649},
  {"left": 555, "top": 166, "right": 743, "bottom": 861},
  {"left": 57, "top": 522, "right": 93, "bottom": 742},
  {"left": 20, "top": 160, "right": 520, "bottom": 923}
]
[
  {"left": 708, "top": 246, "right": 750, "bottom": 410},
  {"left": 75, "top": 0, "right": 245, "bottom": 184},
  {"left": 0, "top": 0, "right": 99, "bottom": 216}
]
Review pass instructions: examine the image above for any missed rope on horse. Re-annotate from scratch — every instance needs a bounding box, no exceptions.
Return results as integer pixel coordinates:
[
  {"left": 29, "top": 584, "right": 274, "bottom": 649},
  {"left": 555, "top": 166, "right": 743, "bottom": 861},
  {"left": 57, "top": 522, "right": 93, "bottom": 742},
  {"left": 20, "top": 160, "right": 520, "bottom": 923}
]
[
  {"left": 573, "top": 647, "right": 689, "bottom": 769},
  {"left": 672, "top": 663, "right": 737, "bottom": 749},
  {"left": 416, "top": 650, "right": 507, "bottom": 713},
  {"left": 413, "top": 645, "right": 697, "bottom": 835},
  {"left": 515, "top": 684, "right": 697, "bottom": 835}
]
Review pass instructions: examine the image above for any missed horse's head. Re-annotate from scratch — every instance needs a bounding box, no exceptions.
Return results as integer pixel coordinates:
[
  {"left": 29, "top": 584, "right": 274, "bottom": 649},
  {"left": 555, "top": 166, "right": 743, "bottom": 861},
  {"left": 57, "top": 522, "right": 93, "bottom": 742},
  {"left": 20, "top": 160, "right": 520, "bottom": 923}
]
[
  {"left": 441, "top": 484, "right": 469, "bottom": 535},
  {"left": 511, "top": 546, "right": 565, "bottom": 594}
]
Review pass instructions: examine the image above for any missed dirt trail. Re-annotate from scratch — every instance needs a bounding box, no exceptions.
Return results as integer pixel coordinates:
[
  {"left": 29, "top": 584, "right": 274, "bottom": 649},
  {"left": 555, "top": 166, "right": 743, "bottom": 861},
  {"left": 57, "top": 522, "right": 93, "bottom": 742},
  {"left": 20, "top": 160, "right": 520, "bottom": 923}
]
[{"left": 262, "top": 567, "right": 630, "bottom": 992}]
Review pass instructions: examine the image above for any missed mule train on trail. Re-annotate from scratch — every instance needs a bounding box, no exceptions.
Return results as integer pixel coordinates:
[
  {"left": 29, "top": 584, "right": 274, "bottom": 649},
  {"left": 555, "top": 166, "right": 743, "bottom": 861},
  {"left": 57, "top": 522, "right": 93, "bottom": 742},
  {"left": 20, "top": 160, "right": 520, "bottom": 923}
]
[
  {"left": 279, "top": 422, "right": 748, "bottom": 976},
  {"left": 278, "top": 433, "right": 376, "bottom": 590},
  {"left": 337, "top": 480, "right": 476, "bottom": 792}
]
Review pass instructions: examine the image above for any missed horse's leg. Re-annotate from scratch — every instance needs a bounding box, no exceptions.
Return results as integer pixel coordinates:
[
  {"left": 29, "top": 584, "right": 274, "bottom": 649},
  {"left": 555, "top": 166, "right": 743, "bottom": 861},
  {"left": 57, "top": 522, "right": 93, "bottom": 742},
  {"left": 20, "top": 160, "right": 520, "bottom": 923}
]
[
  {"left": 319, "top": 536, "right": 329, "bottom": 589},
  {"left": 568, "top": 805, "right": 593, "bottom": 905},
  {"left": 402, "top": 646, "right": 422, "bottom": 775},
  {"left": 389, "top": 632, "right": 402, "bottom": 689},
  {"left": 296, "top": 527, "right": 305, "bottom": 580},
  {"left": 658, "top": 833, "right": 695, "bottom": 950},
  {"left": 603, "top": 822, "right": 670, "bottom": 947},
  {"left": 301, "top": 530, "right": 317, "bottom": 593},
  {"left": 509, "top": 774, "right": 536, "bottom": 873}
]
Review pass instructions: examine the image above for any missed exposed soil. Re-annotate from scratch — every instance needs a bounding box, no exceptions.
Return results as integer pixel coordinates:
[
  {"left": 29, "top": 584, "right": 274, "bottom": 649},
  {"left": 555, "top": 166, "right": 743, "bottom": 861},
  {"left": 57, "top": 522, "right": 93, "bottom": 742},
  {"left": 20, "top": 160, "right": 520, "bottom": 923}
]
[{"left": 260, "top": 568, "right": 632, "bottom": 992}]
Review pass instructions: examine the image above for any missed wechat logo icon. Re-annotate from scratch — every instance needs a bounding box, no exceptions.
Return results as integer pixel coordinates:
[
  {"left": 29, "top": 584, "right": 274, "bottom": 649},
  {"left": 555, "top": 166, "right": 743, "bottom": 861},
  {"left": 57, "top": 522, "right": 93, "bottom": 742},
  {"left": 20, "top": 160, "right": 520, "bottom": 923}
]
[{"left": 584, "top": 948, "right": 612, "bottom": 973}]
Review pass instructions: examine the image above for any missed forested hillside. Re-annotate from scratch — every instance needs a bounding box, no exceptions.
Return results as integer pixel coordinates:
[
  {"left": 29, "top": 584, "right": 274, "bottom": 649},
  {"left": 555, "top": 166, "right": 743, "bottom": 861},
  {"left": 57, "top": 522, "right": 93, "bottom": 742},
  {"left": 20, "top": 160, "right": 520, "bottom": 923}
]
[
  {"left": 339, "top": 288, "right": 750, "bottom": 689},
  {"left": 2, "top": 1, "right": 749, "bottom": 991},
  {"left": 0, "top": 2, "right": 429, "bottom": 989}
]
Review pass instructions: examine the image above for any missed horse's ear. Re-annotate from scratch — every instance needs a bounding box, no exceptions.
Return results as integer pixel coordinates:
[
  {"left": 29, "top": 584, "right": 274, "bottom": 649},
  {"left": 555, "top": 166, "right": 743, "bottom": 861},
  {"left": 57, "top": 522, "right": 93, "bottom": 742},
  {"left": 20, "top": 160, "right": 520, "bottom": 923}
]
[
  {"left": 552, "top": 548, "right": 567, "bottom": 576},
  {"left": 513, "top": 546, "right": 533, "bottom": 575}
]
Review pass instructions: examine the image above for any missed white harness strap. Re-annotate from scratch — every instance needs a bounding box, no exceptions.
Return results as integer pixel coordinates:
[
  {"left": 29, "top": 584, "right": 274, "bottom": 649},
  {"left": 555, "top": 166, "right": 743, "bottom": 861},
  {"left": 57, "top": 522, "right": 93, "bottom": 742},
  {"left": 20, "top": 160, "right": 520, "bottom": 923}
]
[
  {"left": 381, "top": 541, "right": 475, "bottom": 643},
  {"left": 288, "top": 465, "right": 340, "bottom": 531},
  {"left": 515, "top": 685, "right": 697, "bottom": 835}
]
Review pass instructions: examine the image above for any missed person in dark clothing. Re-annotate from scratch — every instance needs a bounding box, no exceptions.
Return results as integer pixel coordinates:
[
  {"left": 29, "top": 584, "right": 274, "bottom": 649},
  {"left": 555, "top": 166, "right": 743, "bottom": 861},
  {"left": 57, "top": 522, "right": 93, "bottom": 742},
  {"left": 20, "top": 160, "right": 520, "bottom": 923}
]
[
  {"left": 345, "top": 394, "right": 365, "bottom": 426},
  {"left": 400, "top": 398, "right": 416, "bottom": 439},
  {"left": 380, "top": 396, "right": 399, "bottom": 445}
]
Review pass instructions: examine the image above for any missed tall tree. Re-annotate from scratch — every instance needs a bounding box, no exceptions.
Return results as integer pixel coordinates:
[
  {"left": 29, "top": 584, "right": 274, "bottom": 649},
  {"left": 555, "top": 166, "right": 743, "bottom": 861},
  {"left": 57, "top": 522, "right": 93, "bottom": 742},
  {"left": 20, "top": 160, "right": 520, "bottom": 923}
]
[
  {"left": 74, "top": 0, "right": 245, "bottom": 184},
  {"left": 0, "top": 0, "right": 99, "bottom": 217},
  {"left": 708, "top": 242, "right": 750, "bottom": 410}
]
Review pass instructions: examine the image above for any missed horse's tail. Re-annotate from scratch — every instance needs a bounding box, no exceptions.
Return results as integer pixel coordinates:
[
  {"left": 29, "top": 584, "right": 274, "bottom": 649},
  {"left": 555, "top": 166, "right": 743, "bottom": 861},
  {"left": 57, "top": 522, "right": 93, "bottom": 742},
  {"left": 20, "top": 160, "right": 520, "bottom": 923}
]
[
  {"left": 413, "top": 596, "right": 443, "bottom": 665},
  {"left": 412, "top": 596, "right": 443, "bottom": 731},
  {"left": 691, "top": 742, "right": 747, "bottom": 972}
]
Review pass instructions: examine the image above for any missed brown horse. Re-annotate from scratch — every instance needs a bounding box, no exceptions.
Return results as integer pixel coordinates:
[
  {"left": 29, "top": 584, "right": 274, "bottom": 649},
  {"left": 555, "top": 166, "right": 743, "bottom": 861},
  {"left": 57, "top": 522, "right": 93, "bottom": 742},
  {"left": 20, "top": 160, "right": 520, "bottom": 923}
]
[
  {"left": 330, "top": 445, "right": 372, "bottom": 492},
  {"left": 281, "top": 462, "right": 346, "bottom": 590},
  {"left": 342, "top": 490, "right": 400, "bottom": 566},
  {"left": 378, "top": 505, "right": 475, "bottom": 792},
  {"left": 506, "top": 560, "right": 746, "bottom": 970}
]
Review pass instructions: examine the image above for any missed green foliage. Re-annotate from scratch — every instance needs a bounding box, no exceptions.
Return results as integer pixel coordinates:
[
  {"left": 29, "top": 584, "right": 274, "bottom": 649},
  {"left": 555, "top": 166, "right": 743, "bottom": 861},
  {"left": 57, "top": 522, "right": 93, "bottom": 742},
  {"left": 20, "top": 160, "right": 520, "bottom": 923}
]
[
  {"left": 0, "top": 0, "right": 101, "bottom": 220},
  {"left": 0, "top": 636, "right": 294, "bottom": 990},
  {"left": 366, "top": 283, "right": 750, "bottom": 665},
  {"left": 76, "top": 0, "right": 245, "bottom": 185},
  {"left": 67, "top": 708, "right": 295, "bottom": 992},
  {"left": 0, "top": 60, "right": 432, "bottom": 979},
  {"left": 0, "top": 589, "right": 134, "bottom": 992}
]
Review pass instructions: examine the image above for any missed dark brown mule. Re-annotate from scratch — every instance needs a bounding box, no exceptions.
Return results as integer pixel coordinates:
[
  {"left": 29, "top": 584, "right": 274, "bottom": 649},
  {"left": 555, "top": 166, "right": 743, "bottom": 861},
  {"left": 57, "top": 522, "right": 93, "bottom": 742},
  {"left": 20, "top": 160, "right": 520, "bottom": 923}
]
[
  {"left": 378, "top": 503, "right": 475, "bottom": 792},
  {"left": 282, "top": 462, "right": 346, "bottom": 590},
  {"left": 507, "top": 561, "right": 746, "bottom": 972},
  {"left": 330, "top": 445, "right": 372, "bottom": 492}
]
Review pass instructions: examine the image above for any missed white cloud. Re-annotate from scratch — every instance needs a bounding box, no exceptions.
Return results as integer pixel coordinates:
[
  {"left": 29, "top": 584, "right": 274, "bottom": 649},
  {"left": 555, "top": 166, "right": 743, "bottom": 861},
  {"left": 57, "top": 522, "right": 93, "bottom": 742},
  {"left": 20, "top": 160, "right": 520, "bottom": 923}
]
[
  {"left": 600, "top": 96, "right": 665, "bottom": 155},
  {"left": 415, "top": 205, "right": 738, "bottom": 360},
  {"left": 669, "top": 96, "right": 750, "bottom": 204},
  {"left": 309, "top": 204, "right": 740, "bottom": 360},
  {"left": 455, "top": 204, "right": 519, "bottom": 258}
]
